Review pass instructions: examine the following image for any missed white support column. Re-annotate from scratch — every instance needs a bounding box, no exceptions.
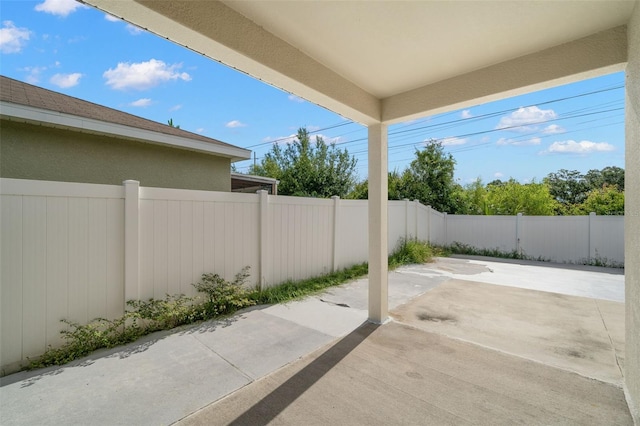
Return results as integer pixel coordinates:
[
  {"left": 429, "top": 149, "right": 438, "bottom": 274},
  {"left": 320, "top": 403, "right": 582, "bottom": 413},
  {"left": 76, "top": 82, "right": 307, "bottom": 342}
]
[
  {"left": 123, "top": 180, "right": 140, "bottom": 304},
  {"left": 368, "top": 123, "right": 388, "bottom": 324},
  {"left": 624, "top": 2, "right": 640, "bottom": 420},
  {"left": 258, "top": 190, "right": 269, "bottom": 290}
]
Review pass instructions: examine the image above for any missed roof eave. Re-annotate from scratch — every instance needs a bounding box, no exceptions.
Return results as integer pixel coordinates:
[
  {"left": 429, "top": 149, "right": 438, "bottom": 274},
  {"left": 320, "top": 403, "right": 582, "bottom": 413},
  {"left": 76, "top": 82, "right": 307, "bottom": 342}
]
[{"left": 0, "top": 101, "right": 252, "bottom": 162}]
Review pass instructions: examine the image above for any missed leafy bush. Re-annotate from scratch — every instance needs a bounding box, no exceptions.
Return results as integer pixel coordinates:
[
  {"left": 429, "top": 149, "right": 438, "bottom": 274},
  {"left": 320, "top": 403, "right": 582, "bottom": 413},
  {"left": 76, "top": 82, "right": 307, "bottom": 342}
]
[
  {"left": 30, "top": 317, "right": 144, "bottom": 368},
  {"left": 127, "top": 294, "right": 204, "bottom": 332},
  {"left": 30, "top": 267, "right": 255, "bottom": 370},
  {"left": 193, "top": 266, "right": 255, "bottom": 315}
]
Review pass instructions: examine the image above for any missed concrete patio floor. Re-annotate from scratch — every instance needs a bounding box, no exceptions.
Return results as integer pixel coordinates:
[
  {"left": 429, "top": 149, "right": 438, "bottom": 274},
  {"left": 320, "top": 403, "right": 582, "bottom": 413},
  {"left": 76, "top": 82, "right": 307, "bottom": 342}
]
[
  {"left": 180, "top": 322, "right": 630, "bottom": 426},
  {"left": 0, "top": 257, "right": 630, "bottom": 425}
]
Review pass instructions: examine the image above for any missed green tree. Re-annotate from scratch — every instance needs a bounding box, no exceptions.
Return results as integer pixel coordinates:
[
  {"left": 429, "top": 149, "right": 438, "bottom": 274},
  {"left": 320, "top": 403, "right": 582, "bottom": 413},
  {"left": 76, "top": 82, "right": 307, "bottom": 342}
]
[
  {"left": 250, "top": 127, "right": 357, "bottom": 198},
  {"left": 544, "top": 169, "right": 589, "bottom": 206},
  {"left": 400, "top": 140, "right": 463, "bottom": 212},
  {"left": 585, "top": 166, "right": 625, "bottom": 191},
  {"left": 484, "top": 179, "right": 557, "bottom": 215},
  {"left": 577, "top": 184, "right": 625, "bottom": 215},
  {"left": 459, "top": 178, "right": 490, "bottom": 215},
  {"left": 346, "top": 170, "right": 406, "bottom": 200},
  {"left": 167, "top": 118, "right": 180, "bottom": 129}
]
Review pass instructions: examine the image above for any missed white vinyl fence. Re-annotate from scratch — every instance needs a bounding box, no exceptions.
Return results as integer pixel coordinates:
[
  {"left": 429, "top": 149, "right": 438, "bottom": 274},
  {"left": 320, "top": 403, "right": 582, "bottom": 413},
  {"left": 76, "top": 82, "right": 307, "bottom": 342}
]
[
  {"left": 442, "top": 212, "right": 624, "bottom": 265},
  {"left": 0, "top": 179, "right": 423, "bottom": 372},
  {"left": 0, "top": 178, "right": 624, "bottom": 373}
]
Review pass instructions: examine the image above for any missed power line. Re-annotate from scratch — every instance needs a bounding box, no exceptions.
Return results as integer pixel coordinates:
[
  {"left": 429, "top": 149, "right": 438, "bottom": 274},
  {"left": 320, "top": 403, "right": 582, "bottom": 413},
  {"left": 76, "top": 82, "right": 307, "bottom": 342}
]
[{"left": 237, "top": 80, "right": 624, "bottom": 172}]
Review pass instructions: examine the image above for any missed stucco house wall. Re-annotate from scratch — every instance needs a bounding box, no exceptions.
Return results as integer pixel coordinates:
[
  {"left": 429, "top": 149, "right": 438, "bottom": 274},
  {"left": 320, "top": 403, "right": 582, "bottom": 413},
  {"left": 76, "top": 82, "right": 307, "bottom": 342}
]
[
  {"left": 1, "top": 120, "right": 232, "bottom": 192},
  {"left": 0, "top": 75, "right": 250, "bottom": 191}
]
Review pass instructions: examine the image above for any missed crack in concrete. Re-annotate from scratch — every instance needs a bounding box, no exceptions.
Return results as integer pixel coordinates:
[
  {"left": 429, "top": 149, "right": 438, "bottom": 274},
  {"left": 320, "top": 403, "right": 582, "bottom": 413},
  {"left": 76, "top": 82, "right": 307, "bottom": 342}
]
[{"left": 595, "top": 299, "right": 624, "bottom": 379}]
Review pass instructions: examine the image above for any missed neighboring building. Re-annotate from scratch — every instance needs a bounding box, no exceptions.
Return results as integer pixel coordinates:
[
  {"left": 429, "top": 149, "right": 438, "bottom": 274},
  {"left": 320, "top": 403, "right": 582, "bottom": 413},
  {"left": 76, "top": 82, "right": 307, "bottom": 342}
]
[
  {"left": 0, "top": 76, "right": 250, "bottom": 191},
  {"left": 231, "top": 172, "right": 279, "bottom": 194}
]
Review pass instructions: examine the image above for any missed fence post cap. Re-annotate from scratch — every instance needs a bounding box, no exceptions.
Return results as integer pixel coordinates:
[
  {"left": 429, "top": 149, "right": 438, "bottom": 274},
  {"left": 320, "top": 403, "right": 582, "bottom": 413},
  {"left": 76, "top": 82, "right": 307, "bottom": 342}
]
[{"left": 331, "top": 195, "right": 340, "bottom": 200}]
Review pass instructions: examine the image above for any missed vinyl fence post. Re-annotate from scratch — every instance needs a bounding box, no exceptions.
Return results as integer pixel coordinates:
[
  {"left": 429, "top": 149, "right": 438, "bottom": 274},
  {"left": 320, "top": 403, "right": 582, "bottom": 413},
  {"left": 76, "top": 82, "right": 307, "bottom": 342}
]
[
  {"left": 427, "top": 205, "right": 431, "bottom": 244},
  {"left": 404, "top": 198, "right": 410, "bottom": 241},
  {"left": 444, "top": 212, "right": 448, "bottom": 245},
  {"left": 589, "top": 212, "right": 596, "bottom": 262},
  {"left": 516, "top": 213, "right": 523, "bottom": 255},
  {"left": 123, "top": 180, "right": 140, "bottom": 303},
  {"left": 414, "top": 199, "right": 419, "bottom": 241},
  {"left": 331, "top": 196, "right": 340, "bottom": 272},
  {"left": 258, "top": 190, "right": 269, "bottom": 290}
]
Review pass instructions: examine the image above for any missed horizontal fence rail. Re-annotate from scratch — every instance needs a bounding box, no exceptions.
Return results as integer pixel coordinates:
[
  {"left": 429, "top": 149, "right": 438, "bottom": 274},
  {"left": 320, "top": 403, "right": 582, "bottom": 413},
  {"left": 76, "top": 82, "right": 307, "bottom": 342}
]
[{"left": 0, "top": 178, "right": 624, "bottom": 373}]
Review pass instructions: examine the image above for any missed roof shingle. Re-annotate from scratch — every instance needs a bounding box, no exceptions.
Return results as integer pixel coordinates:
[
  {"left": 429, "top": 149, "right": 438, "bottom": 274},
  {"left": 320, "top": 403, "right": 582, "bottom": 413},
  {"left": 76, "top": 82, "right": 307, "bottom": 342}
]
[{"left": 0, "top": 75, "right": 241, "bottom": 151}]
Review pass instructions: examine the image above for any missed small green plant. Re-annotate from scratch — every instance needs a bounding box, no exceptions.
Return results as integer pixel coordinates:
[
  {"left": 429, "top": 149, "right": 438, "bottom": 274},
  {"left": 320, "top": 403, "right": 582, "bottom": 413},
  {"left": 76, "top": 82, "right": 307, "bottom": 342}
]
[
  {"left": 30, "top": 267, "right": 256, "bottom": 370},
  {"left": 28, "top": 244, "right": 446, "bottom": 371},
  {"left": 193, "top": 266, "right": 256, "bottom": 315},
  {"left": 388, "top": 238, "right": 437, "bottom": 269},
  {"left": 29, "top": 316, "right": 144, "bottom": 369},
  {"left": 127, "top": 294, "right": 204, "bottom": 332},
  {"left": 446, "top": 241, "right": 525, "bottom": 259}
]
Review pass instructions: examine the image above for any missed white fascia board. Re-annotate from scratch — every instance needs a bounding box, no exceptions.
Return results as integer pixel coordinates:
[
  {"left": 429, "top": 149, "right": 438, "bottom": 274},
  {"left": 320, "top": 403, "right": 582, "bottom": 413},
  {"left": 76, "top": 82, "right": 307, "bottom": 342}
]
[
  {"left": 0, "top": 102, "right": 251, "bottom": 161},
  {"left": 231, "top": 172, "right": 279, "bottom": 184}
]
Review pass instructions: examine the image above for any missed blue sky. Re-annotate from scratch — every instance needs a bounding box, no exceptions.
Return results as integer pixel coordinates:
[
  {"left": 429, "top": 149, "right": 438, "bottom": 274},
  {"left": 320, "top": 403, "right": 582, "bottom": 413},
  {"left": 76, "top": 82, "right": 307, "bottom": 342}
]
[{"left": 1, "top": 0, "right": 626, "bottom": 185}]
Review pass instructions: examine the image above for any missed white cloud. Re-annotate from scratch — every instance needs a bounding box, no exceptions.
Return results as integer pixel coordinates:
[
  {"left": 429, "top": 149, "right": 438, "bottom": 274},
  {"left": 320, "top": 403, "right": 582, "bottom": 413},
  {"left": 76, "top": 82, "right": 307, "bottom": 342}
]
[
  {"left": 494, "top": 172, "right": 504, "bottom": 178},
  {"left": 461, "top": 109, "right": 473, "bottom": 119},
  {"left": 49, "top": 72, "right": 82, "bottom": 88},
  {"left": 103, "top": 59, "right": 191, "bottom": 91},
  {"left": 1, "top": 21, "right": 31, "bottom": 53},
  {"left": 496, "top": 106, "right": 557, "bottom": 132},
  {"left": 288, "top": 94, "right": 304, "bottom": 103},
  {"left": 440, "top": 137, "right": 467, "bottom": 146},
  {"left": 130, "top": 98, "right": 152, "bottom": 107},
  {"left": 545, "top": 140, "right": 615, "bottom": 154},
  {"left": 104, "top": 14, "right": 119, "bottom": 22},
  {"left": 496, "top": 137, "right": 541, "bottom": 146},
  {"left": 196, "top": 128, "right": 205, "bottom": 134},
  {"left": 22, "top": 66, "right": 46, "bottom": 84},
  {"left": 35, "top": 0, "right": 85, "bottom": 17},
  {"left": 542, "top": 124, "right": 565, "bottom": 134},
  {"left": 226, "top": 120, "right": 247, "bottom": 128},
  {"left": 315, "top": 133, "right": 343, "bottom": 144},
  {"left": 169, "top": 104, "right": 182, "bottom": 112},
  {"left": 126, "top": 24, "right": 143, "bottom": 35}
]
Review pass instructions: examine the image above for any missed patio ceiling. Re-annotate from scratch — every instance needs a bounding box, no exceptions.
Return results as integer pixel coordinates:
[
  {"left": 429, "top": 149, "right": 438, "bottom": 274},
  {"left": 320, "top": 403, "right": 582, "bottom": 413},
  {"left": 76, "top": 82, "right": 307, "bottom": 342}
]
[{"left": 82, "top": 0, "right": 635, "bottom": 125}]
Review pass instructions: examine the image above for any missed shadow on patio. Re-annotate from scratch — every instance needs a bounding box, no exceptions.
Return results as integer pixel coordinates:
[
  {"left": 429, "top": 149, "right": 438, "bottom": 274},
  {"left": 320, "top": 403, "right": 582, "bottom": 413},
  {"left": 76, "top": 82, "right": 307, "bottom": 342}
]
[{"left": 179, "top": 275, "right": 631, "bottom": 426}]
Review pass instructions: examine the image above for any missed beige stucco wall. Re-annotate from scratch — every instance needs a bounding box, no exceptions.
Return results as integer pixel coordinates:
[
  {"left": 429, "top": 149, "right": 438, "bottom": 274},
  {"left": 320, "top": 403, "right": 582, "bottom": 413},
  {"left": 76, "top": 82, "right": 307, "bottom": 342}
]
[
  {"left": 626, "top": 1, "right": 640, "bottom": 423},
  {"left": 0, "top": 120, "right": 231, "bottom": 191}
]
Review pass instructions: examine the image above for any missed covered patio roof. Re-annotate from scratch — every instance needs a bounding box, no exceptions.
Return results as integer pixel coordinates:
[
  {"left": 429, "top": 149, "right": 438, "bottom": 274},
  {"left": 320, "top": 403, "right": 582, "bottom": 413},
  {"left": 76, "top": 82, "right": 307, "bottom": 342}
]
[
  {"left": 80, "top": 1, "right": 640, "bottom": 420},
  {"left": 82, "top": 1, "right": 634, "bottom": 125}
]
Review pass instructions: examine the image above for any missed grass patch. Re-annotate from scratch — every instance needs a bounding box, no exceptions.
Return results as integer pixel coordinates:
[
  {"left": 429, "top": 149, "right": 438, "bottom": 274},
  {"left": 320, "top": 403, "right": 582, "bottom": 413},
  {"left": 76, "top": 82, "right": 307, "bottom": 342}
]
[
  {"left": 250, "top": 262, "right": 369, "bottom": 305},
  {"left": 388, "top": 238, "right": 442, "bottom": 269},
  {"left": 443, "top": 242, "right": 527, "bottom": 260}
]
